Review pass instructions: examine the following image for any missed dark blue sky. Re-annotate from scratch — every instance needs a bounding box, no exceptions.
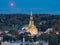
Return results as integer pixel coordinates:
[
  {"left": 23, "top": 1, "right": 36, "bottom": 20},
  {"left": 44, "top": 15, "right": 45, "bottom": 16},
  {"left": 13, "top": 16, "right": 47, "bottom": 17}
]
[{"left": 0, "top": 0, "right": 60, "bottom": 14}]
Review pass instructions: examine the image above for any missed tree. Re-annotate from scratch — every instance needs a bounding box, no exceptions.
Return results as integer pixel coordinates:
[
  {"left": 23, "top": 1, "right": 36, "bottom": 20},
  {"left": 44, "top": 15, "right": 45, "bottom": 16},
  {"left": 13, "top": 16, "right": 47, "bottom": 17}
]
[
  {"left": 8, "top": 30, "right": 18, "bottom": 35},
  {"left": 38, "top": 32, "right": 58, "bottom": 45}
]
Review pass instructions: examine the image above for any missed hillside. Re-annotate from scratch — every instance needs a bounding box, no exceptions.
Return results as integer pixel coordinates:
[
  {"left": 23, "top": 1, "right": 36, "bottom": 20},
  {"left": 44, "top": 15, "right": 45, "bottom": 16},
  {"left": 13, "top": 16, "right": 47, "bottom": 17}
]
[{"left": 0, "top": 14, "right": 60, "bottom": 32}]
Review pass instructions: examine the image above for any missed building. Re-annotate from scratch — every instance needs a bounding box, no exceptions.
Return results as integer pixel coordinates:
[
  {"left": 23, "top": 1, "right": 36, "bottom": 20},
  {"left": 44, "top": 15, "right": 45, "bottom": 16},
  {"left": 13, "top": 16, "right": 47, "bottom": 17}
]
[{"left": 24, "top": 11, "right": 38, "bottom": 36}]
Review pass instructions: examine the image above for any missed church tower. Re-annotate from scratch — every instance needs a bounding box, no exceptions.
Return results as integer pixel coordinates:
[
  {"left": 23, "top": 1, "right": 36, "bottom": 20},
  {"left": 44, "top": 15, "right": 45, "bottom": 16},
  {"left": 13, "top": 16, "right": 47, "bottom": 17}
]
[
  {"left": 25, "top": 11, "right": 38, "bottom": 36},
  {"left": 29, "top": 11, "right": 34, "bottom": 27}
]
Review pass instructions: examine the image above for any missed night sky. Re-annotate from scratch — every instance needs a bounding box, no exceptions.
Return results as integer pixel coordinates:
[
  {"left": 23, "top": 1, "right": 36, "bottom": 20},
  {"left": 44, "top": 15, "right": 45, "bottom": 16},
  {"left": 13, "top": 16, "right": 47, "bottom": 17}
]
[{"left": 0, "top": 0, "right": 60, "bottom": 14}]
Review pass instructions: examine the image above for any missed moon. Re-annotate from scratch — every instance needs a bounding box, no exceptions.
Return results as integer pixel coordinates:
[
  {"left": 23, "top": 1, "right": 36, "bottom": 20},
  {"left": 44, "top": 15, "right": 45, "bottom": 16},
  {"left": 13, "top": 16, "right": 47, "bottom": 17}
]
[{"left": 10, "top": 2, "right": 14, "bottom": 7}]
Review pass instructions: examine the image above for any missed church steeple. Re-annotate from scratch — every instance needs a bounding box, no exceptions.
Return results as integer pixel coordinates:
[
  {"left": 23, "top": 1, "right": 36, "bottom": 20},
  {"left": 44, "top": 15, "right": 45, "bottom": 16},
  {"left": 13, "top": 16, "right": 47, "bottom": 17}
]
[
  {"left": 29, "top": 11, "right": 34, "bottom": 26},
  {"left": 24, "top": 11, "right": 38, "bottom": 36}
]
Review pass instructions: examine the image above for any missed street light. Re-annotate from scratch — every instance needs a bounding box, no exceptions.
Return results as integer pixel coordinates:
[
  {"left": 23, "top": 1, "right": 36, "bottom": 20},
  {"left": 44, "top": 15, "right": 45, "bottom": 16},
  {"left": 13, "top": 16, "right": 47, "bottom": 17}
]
[{"left": 56, "top": 32, "right": 59, "bottom": 35}]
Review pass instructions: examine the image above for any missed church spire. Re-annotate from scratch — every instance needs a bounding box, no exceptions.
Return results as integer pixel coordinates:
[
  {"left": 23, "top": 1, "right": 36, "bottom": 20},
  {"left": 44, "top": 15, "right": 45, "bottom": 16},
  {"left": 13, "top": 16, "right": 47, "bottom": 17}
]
[
  {"left": 29, "top": 11, "right": 34, "bottom": 26},
  {"left": 25, "top": 11, "right": 38, "bottom": 36}
]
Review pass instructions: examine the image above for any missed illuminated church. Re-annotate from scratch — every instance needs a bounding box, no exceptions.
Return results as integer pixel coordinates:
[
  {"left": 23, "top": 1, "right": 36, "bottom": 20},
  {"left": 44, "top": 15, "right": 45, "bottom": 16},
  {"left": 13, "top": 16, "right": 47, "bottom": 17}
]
[{"left": 24, "top": 11, "right": 38, "bottom": 36}]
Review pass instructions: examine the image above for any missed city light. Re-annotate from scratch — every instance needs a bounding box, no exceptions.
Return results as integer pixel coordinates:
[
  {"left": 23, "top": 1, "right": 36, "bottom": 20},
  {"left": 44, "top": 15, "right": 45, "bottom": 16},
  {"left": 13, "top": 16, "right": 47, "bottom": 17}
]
[{"left": 56, "top": 32, "right": 59, "bottom": 35}]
